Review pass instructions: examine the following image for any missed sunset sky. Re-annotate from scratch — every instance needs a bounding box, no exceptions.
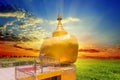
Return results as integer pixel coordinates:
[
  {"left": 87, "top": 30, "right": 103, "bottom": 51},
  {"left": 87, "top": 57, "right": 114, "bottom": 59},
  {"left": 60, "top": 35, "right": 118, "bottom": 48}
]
[{"left": 0, "top": 0, "right": 120, "bottom": 47}]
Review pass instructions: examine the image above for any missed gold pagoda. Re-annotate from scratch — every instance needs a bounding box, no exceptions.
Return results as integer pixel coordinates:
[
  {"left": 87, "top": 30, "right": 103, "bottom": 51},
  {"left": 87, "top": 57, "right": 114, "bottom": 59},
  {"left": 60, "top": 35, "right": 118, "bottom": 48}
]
[{"left": 40, "top": 14, "right": 78, "bottom": 64}]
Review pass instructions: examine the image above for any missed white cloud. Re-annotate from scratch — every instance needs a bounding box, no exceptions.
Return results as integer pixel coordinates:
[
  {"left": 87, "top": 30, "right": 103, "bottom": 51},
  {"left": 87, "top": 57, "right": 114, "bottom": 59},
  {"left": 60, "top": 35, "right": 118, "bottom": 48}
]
[
  {"left": 0, "top": 11, "right": 25, "bottom": 18},
  {"left": 49, "top": 17, "right": 80, "bottom": 25},
  {"left": 63, "top": 17, "right": 80, "bottom": 23},
  {"left": 0, "top": 10, "right": 50, "bottom": 41},
  {"left": 19, "top": 17, "right": 44, "bottom": 28},
  {"left": 49, "top": 20, "right": 56, "bottom": 25},
  {"left": 1, "top": 20, "right": 17, "bottom": 34},
  {"left": 0, "top": 11, "right": 44, "bottom": 28}
]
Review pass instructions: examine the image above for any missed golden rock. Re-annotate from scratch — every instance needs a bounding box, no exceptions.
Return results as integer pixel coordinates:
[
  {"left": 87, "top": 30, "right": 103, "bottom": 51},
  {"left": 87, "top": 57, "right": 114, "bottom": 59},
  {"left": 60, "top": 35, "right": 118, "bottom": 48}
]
[{"left": 40, "top": 14, "right": 78, "bottom": 64}]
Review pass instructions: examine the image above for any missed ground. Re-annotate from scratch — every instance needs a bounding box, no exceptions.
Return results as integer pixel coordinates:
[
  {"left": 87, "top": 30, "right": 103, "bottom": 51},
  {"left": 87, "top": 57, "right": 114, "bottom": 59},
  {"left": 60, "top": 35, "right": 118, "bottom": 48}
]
[{"left": 0, "top": 58, "right": 120, "bottom": 80}]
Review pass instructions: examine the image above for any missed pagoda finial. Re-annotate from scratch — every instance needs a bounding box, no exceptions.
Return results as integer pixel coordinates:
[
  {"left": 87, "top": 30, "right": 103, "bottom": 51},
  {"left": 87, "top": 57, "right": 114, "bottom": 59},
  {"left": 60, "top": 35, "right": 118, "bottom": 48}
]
[
  {"left": 56, "top": 13, "right": 63, "bottom": 30},
  {"left": 57, "top": 13, "right": 62, "bottom": 20},
  {"left": 52, "top": 13, "right": 67, "bottom": 37}
]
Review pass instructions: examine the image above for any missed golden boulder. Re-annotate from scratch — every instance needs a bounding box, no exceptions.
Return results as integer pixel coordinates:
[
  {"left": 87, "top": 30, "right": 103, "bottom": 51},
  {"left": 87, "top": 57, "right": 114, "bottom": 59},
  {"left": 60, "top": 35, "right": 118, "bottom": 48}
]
[{"left": 40, "top": 14, "right": 78, "bottom": 64}]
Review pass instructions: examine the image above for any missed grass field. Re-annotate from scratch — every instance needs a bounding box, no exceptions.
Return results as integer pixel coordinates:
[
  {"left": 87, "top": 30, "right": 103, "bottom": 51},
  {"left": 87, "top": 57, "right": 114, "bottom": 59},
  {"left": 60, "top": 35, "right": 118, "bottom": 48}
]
[
  {"left": 75, "top": 58, "right": 120, "bottom": 80},
  {"left": 0, "top": 58, "right": 34, "bottom": 62}
]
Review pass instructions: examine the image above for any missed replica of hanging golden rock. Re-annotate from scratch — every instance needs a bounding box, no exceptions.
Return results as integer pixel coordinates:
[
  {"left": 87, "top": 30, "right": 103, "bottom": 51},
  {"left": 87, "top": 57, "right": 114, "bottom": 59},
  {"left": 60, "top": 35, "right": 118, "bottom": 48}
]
[{"left": 40, "top": 14, "right": 78, "bottom": 64}]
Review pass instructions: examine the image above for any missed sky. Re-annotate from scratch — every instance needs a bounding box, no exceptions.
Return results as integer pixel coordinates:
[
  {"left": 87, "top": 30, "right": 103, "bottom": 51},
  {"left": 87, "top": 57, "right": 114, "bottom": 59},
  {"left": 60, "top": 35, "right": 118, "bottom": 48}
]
[{"left": 0, "top": 0, "right": 120, "bottom": 47}]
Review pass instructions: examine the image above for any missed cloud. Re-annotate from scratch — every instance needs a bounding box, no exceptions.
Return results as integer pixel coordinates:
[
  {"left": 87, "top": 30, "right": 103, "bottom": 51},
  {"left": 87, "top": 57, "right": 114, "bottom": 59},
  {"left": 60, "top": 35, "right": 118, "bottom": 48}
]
[
  {"left": 19, "top": 17, "right": 44, "bottom": 28},
  {"left": 0, "top": 11, "right": 44, "bottom": 29},
  {"left": 0, "top": 10, "right": 50, "bottom": 41},
  {"left": 0, "top": 11, "right": 25, "bottom": 33},
  {"left": 0, "top": 11, "right": 25, "bottom": 18},
  {"left": 1, "top": 20, "right": 17, "bottom": 34},
  {"left": 63, "top": 17, "right": 80, "bottom": 23},
  {"left": 49, "top": 17, "right": 80, "bottom": 25}
]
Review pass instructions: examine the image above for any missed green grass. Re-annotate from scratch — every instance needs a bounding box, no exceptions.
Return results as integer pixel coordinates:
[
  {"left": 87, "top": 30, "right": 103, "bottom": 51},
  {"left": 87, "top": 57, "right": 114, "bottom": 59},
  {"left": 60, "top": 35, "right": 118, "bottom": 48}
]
[
  {"left": 0, "top": 58, "right": 34, "bottom": 67},
  {"left": 75, "top": 58, "right": 120, "bottom": 80},
  {"left": 0, "top": 58, "right": 34, "bottom": 62}
]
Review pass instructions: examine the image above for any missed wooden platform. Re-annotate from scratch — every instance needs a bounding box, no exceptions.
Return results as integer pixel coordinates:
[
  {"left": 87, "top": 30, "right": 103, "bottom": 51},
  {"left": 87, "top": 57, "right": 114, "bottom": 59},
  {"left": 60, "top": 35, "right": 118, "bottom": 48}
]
[{"left": 17, "top": 65, "right": 76, "bottom": 80}]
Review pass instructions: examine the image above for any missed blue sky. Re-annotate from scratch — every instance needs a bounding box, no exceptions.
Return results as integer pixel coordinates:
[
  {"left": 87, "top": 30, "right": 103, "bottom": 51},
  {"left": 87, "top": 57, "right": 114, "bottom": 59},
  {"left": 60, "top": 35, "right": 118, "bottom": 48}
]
[{"left": 0, "top": 0, "right": 120, "bottom": 47}]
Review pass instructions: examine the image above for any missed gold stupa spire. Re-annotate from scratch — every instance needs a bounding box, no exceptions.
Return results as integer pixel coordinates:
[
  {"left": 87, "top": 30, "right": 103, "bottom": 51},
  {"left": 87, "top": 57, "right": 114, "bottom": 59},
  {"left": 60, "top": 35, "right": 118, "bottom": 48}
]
[
  {"left": 56, "top": 13, "right": 64, "bottom": 30},
  {"left": 52, "top": 14, "right": 67, "bottom": 37}
]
